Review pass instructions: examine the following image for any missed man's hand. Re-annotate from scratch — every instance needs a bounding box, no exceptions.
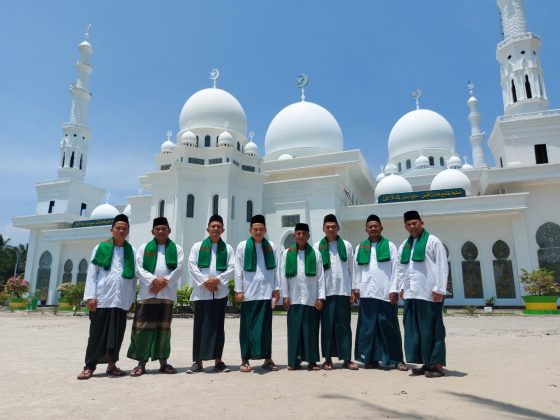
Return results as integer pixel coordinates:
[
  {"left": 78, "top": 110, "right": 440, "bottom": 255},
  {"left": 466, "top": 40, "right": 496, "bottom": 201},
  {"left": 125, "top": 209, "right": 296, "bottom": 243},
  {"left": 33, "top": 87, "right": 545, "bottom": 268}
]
[
  {"left": 351, "top": 290, "right": 360, "bottom": 304},
  {"left": 283, "top": 298, "right": 291, "bottom": 311},
  {"left": 400, "top": 290, "right": 405, "bottom": 300},
  {"left": 272, "top": 290, "right": 280, "bottom": 307},
  {"left": 389, "top": 292, "right": 399, "bottom": 305},
  {"left": 150, "top": 277, "right": 168, "bottom": 294},
  {"left": 86, "top": 299, "right": 97, "bottom": 312},
  {"left": 432, "top": 291, "right": 445, "bottom": 302},
  {"left": 315, "top": 299, "right": 324, "bottom": 311},
  {"left": 204, "top": 277, "right": 219, "bottom": 292},
  {"left": 235, "top": 292, "right": 244, "bottom": 303}
]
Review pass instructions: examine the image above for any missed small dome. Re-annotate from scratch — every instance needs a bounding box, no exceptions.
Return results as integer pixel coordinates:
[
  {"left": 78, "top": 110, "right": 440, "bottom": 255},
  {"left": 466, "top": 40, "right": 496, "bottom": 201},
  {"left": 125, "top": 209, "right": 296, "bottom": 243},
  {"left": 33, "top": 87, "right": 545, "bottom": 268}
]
[
  {"left": 179, "top": 88, "right": 247, "bottom": 135},
  {"left": 264, "top": 101, "right": 343, "bottom": 160},
  {"left": 78, "top": 40, "right": 93, "bottom": 53},
  {"left": 415, "top": 154, "right": 429, "bottom": 169},
  {"left": 180, "top": 130, "right": 197, "bottom": 146},
  {"left": 161, "top": 139, "right": 175, "bottom": 154},
  {"left": 123, "top": 204, "right": 132, "bottom": 217},
  {"left": 388, "top": 109, "right": 455, "bottom": 160},
  {"left": 447, "top": 155, "right": 462, "bottom": 169},
  {"left": 430, "top": 168, "right": 472, "bottom": 196},
  {"left": 462, "top": 163, "right": 474, "bottom": 170},
  {"left": 90, "top": 203, "right": 119, "bottom": 220},
  {"left": 374, "top": 174, "right": 413, "bottom": 203},
  {"left": 218, "top": 130, "right": 234, "bottom": 147},
  {"left": 244, "top": 141, "right": 258, "bottom": 156},
  {"left": 278, "top": 153, "right": 294, "bottom": 160},
  {"left": 376, "top": 172, "right": 386, "bottom": 182}
]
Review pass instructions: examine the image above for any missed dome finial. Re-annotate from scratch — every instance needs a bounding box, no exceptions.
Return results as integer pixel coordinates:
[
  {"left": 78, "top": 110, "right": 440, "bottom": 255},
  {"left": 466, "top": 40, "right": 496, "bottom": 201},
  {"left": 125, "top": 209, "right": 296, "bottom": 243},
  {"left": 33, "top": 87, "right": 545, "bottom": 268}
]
[
  {"left": 209, "top": 68, "right": 220, "bottom": 88},
  {"left": 467, "top": 80, "right": 475, "bottom": 97},
  {"left": 249, "top": 130, "right": 255, "bottom": 142},
  {"left": 166, "top": 130, "right": 172, "bottom": 141},
  {"left": 296, "top": 74, "right": 309, "bottom": 102},
  {"left": 84, "top": 24, "right": 92, "bottom": 40},
  {"left": 105, "top": 192, "right": 110, "bottom": 204},
  {"left": 410, "top": 89, "right": 422, "bottom": 110}
]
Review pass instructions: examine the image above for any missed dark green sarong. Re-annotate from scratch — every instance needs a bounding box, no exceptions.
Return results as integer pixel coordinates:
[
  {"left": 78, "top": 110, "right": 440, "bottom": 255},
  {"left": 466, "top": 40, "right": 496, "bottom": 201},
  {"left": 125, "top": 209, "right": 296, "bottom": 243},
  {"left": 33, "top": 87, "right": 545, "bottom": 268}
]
[
  {"left": 192, "top": 297, "right": 227, "bottom": 362},
  {"left": 320, "top": 295, "right": 352, "bottom": 361},
  {"left": 403, "top": 299, "right": 446, "bottom": 367},
  {"left": 84, "top": 308, "right": 128, "bottom": 370},
  {"left": 127, "top": 298, "right": 173, "bottom": 362},
  {"left": 239, "top": 300, "right": 272, "bottom": 360},
  {"left": 355, "top": 297, "right": 404, "bottom": 365},
  {"left": 287, "top": 304, "right": 320, "bottom": 367}
]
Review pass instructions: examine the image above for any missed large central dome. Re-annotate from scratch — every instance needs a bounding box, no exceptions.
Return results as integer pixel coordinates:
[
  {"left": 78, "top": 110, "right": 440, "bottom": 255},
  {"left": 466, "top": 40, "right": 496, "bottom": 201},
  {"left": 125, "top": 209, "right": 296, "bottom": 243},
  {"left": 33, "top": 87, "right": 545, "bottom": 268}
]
[
  {"left": 179, "top": 88, "right": 247, "bottom": 135},
  {"left": 264, "top": 101, "right": 343, "bottom": 160}
]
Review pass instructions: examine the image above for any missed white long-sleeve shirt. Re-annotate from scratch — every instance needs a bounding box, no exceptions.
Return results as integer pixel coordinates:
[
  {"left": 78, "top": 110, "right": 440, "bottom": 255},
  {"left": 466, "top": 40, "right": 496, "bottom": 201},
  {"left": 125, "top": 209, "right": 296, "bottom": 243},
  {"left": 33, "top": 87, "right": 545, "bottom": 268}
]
[
  {"left": 135, "top": 242, "right": 185, "bottom": 302},
  {"left": 83, "top": 244, "right": 137, "bottom": 310},
  {"left": 313, "top": 239, "right": 354, "bottom": 297},
  {"left": 353, "top": 240, "right": 399, "bottom": 302},
  {"left": 188, "top": 240, "right": 235, "bottom": 301},
  {"left": 280, "top": 247, "right": 326, "bottom": 307},
  {"left": 234, "top": 240, "right": 280, "bottom": 301},
  {"left": 397, "top": 233, "right": 449, "bottom": 302}
]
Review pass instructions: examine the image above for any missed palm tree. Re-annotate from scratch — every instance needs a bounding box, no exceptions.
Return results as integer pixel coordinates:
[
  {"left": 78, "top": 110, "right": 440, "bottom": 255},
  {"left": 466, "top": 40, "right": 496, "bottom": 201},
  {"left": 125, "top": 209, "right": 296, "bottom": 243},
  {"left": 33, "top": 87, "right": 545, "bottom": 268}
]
[{"left": 0, "top": 236, "right": 28, "bottom": 286}]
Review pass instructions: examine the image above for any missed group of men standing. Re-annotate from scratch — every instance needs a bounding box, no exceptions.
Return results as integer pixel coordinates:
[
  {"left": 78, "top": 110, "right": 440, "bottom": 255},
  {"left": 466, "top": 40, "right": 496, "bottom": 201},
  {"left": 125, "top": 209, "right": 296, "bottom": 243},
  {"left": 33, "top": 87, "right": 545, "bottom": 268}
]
[{"left": 77, "top": 209, "right": 448, "bottom": 380}]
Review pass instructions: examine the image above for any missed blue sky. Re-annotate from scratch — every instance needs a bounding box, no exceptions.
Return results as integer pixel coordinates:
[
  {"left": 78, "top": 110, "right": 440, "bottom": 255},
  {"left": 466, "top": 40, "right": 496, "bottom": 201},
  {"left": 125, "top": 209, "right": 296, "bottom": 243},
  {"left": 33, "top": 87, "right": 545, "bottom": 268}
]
[{"left": 2, "top": 0, "right": 560, "bottom": 245}]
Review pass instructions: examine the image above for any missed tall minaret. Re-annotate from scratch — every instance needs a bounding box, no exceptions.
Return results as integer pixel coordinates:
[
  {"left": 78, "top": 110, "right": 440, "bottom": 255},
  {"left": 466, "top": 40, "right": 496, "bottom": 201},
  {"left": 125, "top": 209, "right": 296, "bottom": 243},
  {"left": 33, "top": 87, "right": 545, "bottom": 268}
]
[
  {"left": 57, "top": 25, "right": 93, "bottom": 181},
  {"left": 466, "top": 82, "right": 487, "bottom": 168},
  {"left": 496, "top": 0, "right": 548, "bottom": 116}
]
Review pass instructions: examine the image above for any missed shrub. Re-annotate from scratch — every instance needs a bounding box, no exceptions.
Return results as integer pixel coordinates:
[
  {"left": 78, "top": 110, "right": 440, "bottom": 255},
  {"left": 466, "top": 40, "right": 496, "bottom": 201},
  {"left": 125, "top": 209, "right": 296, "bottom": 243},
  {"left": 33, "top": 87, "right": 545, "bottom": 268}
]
[
  {"left": 520, "top": 268, "right": 560, "bottom": 296},
  {"left": 4, "top": 276, "right": 30, "bottom": 298}
]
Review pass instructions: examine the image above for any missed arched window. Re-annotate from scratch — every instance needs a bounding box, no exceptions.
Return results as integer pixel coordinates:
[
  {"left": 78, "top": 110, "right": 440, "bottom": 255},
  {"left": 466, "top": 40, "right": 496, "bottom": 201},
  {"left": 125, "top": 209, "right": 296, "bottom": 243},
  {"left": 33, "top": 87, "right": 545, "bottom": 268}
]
[
  {"left": 186, "top": 194, "right": 194, "bottom": 218},
  {"left": 246, "top": 200, "right": 253, "bottom": 223},
  {"left": 61, "top": 152, "right": 65, "bottom": 167},
  {"left": 212, "top": 194, "right": 219, "bottom": 215},
  {"left": 439, "top": 156, "right": 445, "bottom": 166},
  {"left": 429, "top": 156, "right": 435, "bottom": 166},
  {"left": 79, "top": 154, "right": 83, "bottom": 170},
  {"left": 511, "top": 79, "right": 518, "bottom": 103},
  {"left": 231, "top": 196, "right": 235, "bottom": 220},
  {"left": 525, "top": 74, "right": 532, "bottom": 99},
  {"left": 283, "top": 232, "right": 295, "bottom": 250},
  {"left": 196, "top": 136, "right": 199, "bottom": 147},
  {"left": 36, "top": 251, "right": 52, "bottom": 297},
  {"left": 405, "top": 159, "right": 411, "bottom": 170},
  {"left": 492, "top": 240, "right": 516, "bottom": 298},
  {"left": 461, "top": 241, "right": 483, "bottom": 298},
  {"left": 205, "top": 135, "right": 211, "bottom": 147},
  {"left": 397, "top": 162, "right": 402, "bottom": 172},
  {"left": 62, "top": 259, "right": 73, "bottom": 284},
  {"left": 77, "top": 259, "right": 88, "bottom": 284},
  {"left": 237, "top": 142, "right": 240, "bottom": 151},
  {"left": 159, "top": 200, "right": 165, "bottom": 217},
  {"left": 70, "top": 151, "right": 75, "bottom": 168},
  {"left": 536, "top": 222, "right": 560, "bottom": 282}
]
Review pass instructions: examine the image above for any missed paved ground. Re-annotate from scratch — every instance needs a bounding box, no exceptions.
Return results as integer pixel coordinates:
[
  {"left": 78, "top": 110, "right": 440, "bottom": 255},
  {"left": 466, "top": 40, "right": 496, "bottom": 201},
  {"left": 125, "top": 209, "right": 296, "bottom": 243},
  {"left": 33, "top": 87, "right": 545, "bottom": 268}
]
[{"left": 1, "top": 311, "right": 559, "bottom": 419}]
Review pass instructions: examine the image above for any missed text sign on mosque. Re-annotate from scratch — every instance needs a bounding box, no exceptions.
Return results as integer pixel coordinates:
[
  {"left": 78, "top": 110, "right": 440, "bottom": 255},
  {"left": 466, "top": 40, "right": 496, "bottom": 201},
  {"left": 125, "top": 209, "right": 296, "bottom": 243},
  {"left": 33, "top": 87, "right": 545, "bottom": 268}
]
[
  {"left": 378, "top": 188, "right": 466, "bottom": 204},
  {"left": 72, "top": 218, "right": 114, "bottom": 228}
]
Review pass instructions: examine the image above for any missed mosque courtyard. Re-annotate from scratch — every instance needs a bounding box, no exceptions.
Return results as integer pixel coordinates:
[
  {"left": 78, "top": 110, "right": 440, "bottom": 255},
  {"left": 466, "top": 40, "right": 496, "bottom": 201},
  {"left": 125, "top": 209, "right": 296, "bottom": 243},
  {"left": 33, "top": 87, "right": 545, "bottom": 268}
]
[{"left": 2, "top": 311, "right": 558, "bottom": 419}]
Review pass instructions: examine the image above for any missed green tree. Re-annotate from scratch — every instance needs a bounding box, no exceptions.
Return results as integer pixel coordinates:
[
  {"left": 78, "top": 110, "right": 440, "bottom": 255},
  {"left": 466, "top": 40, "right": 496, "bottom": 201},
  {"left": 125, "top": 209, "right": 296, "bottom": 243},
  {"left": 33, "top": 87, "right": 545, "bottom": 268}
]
[{"left": 0, "top": 236, "right": 28, "bottom": 288}]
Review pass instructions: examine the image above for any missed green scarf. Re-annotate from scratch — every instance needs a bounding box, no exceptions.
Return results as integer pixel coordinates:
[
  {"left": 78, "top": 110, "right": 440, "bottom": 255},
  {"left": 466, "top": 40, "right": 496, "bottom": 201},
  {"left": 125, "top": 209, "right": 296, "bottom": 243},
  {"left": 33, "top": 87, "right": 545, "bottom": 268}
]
[
  {"left": 285, "top": 243, "right": 316, "bottom": 279},
  {"left": 318, "top": 236, "right": 347, "bottom": 270},
  {"left": 91, "top": 238, "right": 135, "bottom": 279},
  {"left": 197, "top": 237, "right": 228, "bottom": 272},
  {"left": 400, "top": 229, "right": 430, "bottom": 264},
  {"left": 243, "top": 237, "right": 276, "bottom": 272},
  {"left": 356, "top": 236, "right": 391, "bottom": 265},
  {"left": 142, "top": 238, "right": 178, "bottom": 274}
]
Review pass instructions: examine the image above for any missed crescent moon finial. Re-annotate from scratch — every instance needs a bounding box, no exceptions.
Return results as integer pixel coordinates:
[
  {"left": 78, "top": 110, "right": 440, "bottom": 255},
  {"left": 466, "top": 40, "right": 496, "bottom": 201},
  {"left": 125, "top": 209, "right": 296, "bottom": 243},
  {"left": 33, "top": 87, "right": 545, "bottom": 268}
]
[
  {"left": 410, "top": 89, "right": 422, "bottom": 110},
  {"left": 210, "top": 68, "right": 220, "bottom": 88},
  {"left": 85, "top": 24, "right": 92, "bottom": 40},
  {"left": 296, "top": 74, "right": 309, "bottom": 101},
  {"left": 166, "top": 130, "right": 172, "bottom": 140},
  {"left": 467, "top": 80, "right": 475, "bottom": 97},
  {"left": 249, "top": 131, "right": 255, "bottom": 141}
]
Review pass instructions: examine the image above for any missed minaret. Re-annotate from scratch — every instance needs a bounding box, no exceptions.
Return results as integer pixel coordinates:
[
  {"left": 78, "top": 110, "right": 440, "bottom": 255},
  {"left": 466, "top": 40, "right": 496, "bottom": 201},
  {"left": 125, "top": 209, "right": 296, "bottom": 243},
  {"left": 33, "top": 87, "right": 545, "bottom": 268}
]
[
  {"left": 496, "top": 0, "right": 548, "bottom": 116},
  {"left": 466, "top": 82, "right": 487, "bottom": 168},
  {"left": 57, "top": 25, "right": 93, "bottom": 181}
]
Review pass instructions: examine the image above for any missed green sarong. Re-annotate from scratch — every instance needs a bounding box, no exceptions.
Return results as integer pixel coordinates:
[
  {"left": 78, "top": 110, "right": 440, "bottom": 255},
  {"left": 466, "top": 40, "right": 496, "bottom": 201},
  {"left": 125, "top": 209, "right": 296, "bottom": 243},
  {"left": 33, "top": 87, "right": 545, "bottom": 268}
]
[
  {"left": 403, "top": 298, "right": 446, "bottom": 367},
  {"left": 127, "top": 298, "right": 173, "bottom": 362},
  {"left": 239, "top": 300, "right": 273, "bottom": 360},
  {"left": 287, "top": 304, "right": 320, "bottom": 367},
  {"left": 320, "top": 295, "right": 352, "bottom": 361},
  {"left": 354, "top": 297, "right": 404, "bottom": 365}
]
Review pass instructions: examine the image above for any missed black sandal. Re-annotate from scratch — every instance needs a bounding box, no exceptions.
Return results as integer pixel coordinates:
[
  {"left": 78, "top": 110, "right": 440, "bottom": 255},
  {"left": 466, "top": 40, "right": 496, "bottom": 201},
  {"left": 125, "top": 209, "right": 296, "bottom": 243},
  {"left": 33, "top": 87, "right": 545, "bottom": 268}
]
[{"left": 159, "top": 364, "right": 177, "bottom": 374}]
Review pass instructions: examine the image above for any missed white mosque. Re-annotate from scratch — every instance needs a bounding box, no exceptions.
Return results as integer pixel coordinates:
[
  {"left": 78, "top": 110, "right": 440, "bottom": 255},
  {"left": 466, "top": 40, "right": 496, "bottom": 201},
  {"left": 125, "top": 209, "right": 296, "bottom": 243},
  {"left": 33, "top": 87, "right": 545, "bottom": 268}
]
[{"left": 13, "top": 0, "right": 560, "bottom": 306}]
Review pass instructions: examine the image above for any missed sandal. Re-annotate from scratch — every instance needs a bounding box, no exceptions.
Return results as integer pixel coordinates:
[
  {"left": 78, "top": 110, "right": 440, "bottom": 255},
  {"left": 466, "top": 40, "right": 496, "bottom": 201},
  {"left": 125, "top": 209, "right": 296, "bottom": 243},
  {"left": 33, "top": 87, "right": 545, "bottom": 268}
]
[
  {"left": 106, "top": 367, "right": 127, "bottom": 377},
  {"left": 130, "top": 366, "right": 146, "bottom": 377},
  {"left": 307, "top": 363, "right": 321, "bottom": 371},
  {"left": 261, "top": 361, "right": 279, "bottom": 372},
  {"left": 396, "top": 362, "right": 408, "bottom": 371},
  {"left": 240, "top": 363, "right": 252, "bottom": 373},
  {"left": 321, "top": 361, "right": 334, "bottom": 370},
  {"left": 159, "top": 364, "right": 177, "bottom": 374},
  {"left": 77, "top": 369, "right": 94, "bottom": 380},
  {"left": 342, "top": 361, "right": 359, "bottom": 370}
]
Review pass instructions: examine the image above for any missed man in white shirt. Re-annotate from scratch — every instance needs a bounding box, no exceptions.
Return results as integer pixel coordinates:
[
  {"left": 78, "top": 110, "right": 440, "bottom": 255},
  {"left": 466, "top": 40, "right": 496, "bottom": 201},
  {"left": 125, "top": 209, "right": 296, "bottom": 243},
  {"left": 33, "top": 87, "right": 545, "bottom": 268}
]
[
  {"left": 397, "top": 210, "right": 448, "bottom": 378},
  {"left": 77, "top": 214, "right": 137, "bottom": 380},
  {"left": 235, "top": 214, "right": 280, "bottom": 372},
  {"left": 128, "top": 217, "right": 184, "bottom": 376},
  {"left": 353, "top": 214, "right": 407, "bottom": 371},
  {"left": 314, "top": 214, "right": 357, "bottom": 370},
  {"left": 280, "top": 223, "right": 325, "bottom": 371},
  {"left": 187, "top": 214, "right": 235, "bottom": 373}
]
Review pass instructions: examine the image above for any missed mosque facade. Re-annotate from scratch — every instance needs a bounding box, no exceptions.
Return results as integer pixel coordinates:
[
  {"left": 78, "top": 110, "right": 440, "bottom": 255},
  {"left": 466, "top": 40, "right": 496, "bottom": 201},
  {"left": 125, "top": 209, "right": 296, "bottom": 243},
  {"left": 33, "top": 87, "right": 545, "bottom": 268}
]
[{"left": 13, "top": 0, "right": 560, "bottom": 306}]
